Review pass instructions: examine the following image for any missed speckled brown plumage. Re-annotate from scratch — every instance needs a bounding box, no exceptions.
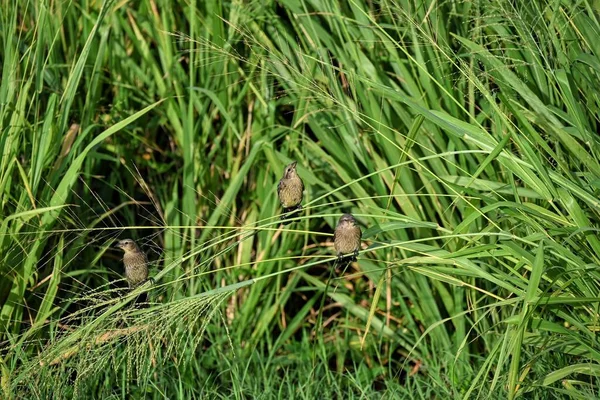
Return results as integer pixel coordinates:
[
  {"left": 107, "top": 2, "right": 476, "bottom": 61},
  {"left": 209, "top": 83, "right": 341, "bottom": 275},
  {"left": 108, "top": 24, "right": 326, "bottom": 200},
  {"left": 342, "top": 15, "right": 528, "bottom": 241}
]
[
  {"left": 277, "top": 161, "right": 304, "bottom": 212},
  {"left": 115, "top": 239, "right": 149, "bottom": 288},
  {"left": 334, "top": 213, "right": 362, "bottom": 261}
]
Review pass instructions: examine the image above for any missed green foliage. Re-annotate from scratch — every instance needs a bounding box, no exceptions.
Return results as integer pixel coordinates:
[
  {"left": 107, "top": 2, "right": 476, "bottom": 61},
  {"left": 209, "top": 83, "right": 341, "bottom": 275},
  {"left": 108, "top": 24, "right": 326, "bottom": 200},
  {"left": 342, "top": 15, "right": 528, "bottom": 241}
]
[{"left": 1, "top": 0, "right": 600, "bottom": 398}]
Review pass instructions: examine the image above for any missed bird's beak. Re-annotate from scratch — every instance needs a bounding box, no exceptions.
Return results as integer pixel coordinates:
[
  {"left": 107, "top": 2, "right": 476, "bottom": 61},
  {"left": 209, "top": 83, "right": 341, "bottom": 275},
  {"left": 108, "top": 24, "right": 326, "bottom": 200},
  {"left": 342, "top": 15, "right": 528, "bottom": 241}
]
[
  {"left": 114, "top": 242, "right": 123, "bottom": 249},
  {"left": 290, "top": 161, "right": 298, "bottom": 169}
]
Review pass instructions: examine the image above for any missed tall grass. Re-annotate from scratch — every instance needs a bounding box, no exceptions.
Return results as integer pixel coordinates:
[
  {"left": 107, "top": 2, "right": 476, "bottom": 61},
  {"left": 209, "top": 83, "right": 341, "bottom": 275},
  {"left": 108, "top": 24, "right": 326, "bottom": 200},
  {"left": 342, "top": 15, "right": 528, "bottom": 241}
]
[{"left": 1, "top": 0, "right": 600, "bottom": 398}]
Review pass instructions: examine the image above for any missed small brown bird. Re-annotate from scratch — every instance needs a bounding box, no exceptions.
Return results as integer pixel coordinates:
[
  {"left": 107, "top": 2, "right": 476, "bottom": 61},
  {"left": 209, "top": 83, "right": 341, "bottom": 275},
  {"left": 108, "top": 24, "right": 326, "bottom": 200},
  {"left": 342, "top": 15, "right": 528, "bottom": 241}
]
[
  {"left": 277, "top": 161, "right": 304, "bottom": 220},
  {"left": 334, "top": 213, "right": 362, "bottom": 261},
  {"left": 115, "top": 239, "right": 149, "bottom": 288}
]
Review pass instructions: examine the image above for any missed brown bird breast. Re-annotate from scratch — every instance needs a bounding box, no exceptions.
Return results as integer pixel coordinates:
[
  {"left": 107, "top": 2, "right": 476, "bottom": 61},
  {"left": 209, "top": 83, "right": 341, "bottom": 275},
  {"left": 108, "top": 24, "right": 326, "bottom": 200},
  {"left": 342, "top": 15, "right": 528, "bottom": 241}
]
[
  {"left": 278, "top": 176, "right": 304, "bottom": 208},
  {"left": 334, "top": 222, "right": 361, "bottom": 255},
  {"left": 123, "top": 251, "right": 149, "bottom": 287}
]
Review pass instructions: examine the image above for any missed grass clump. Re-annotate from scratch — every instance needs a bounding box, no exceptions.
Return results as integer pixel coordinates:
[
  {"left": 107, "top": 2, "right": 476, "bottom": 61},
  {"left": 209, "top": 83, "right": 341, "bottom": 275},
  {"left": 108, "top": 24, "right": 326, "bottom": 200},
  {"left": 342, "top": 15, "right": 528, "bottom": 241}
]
[{"left": 2, "top": 0, "right": 600, "bottom": 398}]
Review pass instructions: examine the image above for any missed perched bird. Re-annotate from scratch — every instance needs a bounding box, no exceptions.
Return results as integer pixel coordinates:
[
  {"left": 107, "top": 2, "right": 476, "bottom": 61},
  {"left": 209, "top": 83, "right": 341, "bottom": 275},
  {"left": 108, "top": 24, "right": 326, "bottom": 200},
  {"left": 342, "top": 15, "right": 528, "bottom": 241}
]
[
  {"left": 334, "top": 213, "right": 362, "bottom": 261},
  {"left": 277, "top": 161, "right": 304, "bottom": 222},
  {"left": 115, "top": 239, "right": 149, "bottom": 288}
]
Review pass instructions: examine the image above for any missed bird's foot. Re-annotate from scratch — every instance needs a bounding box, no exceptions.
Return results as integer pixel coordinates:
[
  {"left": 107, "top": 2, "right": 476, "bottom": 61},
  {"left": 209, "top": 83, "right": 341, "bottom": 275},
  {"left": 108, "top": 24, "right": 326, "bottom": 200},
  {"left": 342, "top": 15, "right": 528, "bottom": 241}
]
[
  {"left": 280, "top": 207, "right": 291, "bottom": 220},
  {"left": 280, "top": 206, "right": 302, "bottom": 224}
]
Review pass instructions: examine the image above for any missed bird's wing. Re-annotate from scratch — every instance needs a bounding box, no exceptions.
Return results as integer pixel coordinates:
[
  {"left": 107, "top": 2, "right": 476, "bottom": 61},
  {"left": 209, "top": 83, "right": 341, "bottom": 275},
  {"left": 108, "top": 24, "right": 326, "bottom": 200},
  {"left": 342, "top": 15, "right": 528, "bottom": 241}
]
[{"left": 277, "top": 179, "right": 284, "bottom": 196}]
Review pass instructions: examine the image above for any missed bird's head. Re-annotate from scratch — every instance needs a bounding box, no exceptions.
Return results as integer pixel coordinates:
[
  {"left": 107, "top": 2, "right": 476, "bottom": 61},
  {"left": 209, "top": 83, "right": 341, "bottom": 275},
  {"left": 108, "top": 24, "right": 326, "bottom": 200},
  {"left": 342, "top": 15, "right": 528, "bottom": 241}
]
[
  {"left": 337, "top": 213, "right": 357, "bottom": 227},
  {"left": 283, "top": 161, "right": 298, "bottom": 179},
  {"left": 115, "top": 238, "right": 140, "bottom": 253}
]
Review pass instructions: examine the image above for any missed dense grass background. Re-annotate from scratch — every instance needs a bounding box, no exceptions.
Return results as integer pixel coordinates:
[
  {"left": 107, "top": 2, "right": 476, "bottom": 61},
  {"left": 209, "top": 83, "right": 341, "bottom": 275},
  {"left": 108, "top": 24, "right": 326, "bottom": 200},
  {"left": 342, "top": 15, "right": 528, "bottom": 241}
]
[{"left": 2, "top": 0, "right": 600, "bottom": 398}]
